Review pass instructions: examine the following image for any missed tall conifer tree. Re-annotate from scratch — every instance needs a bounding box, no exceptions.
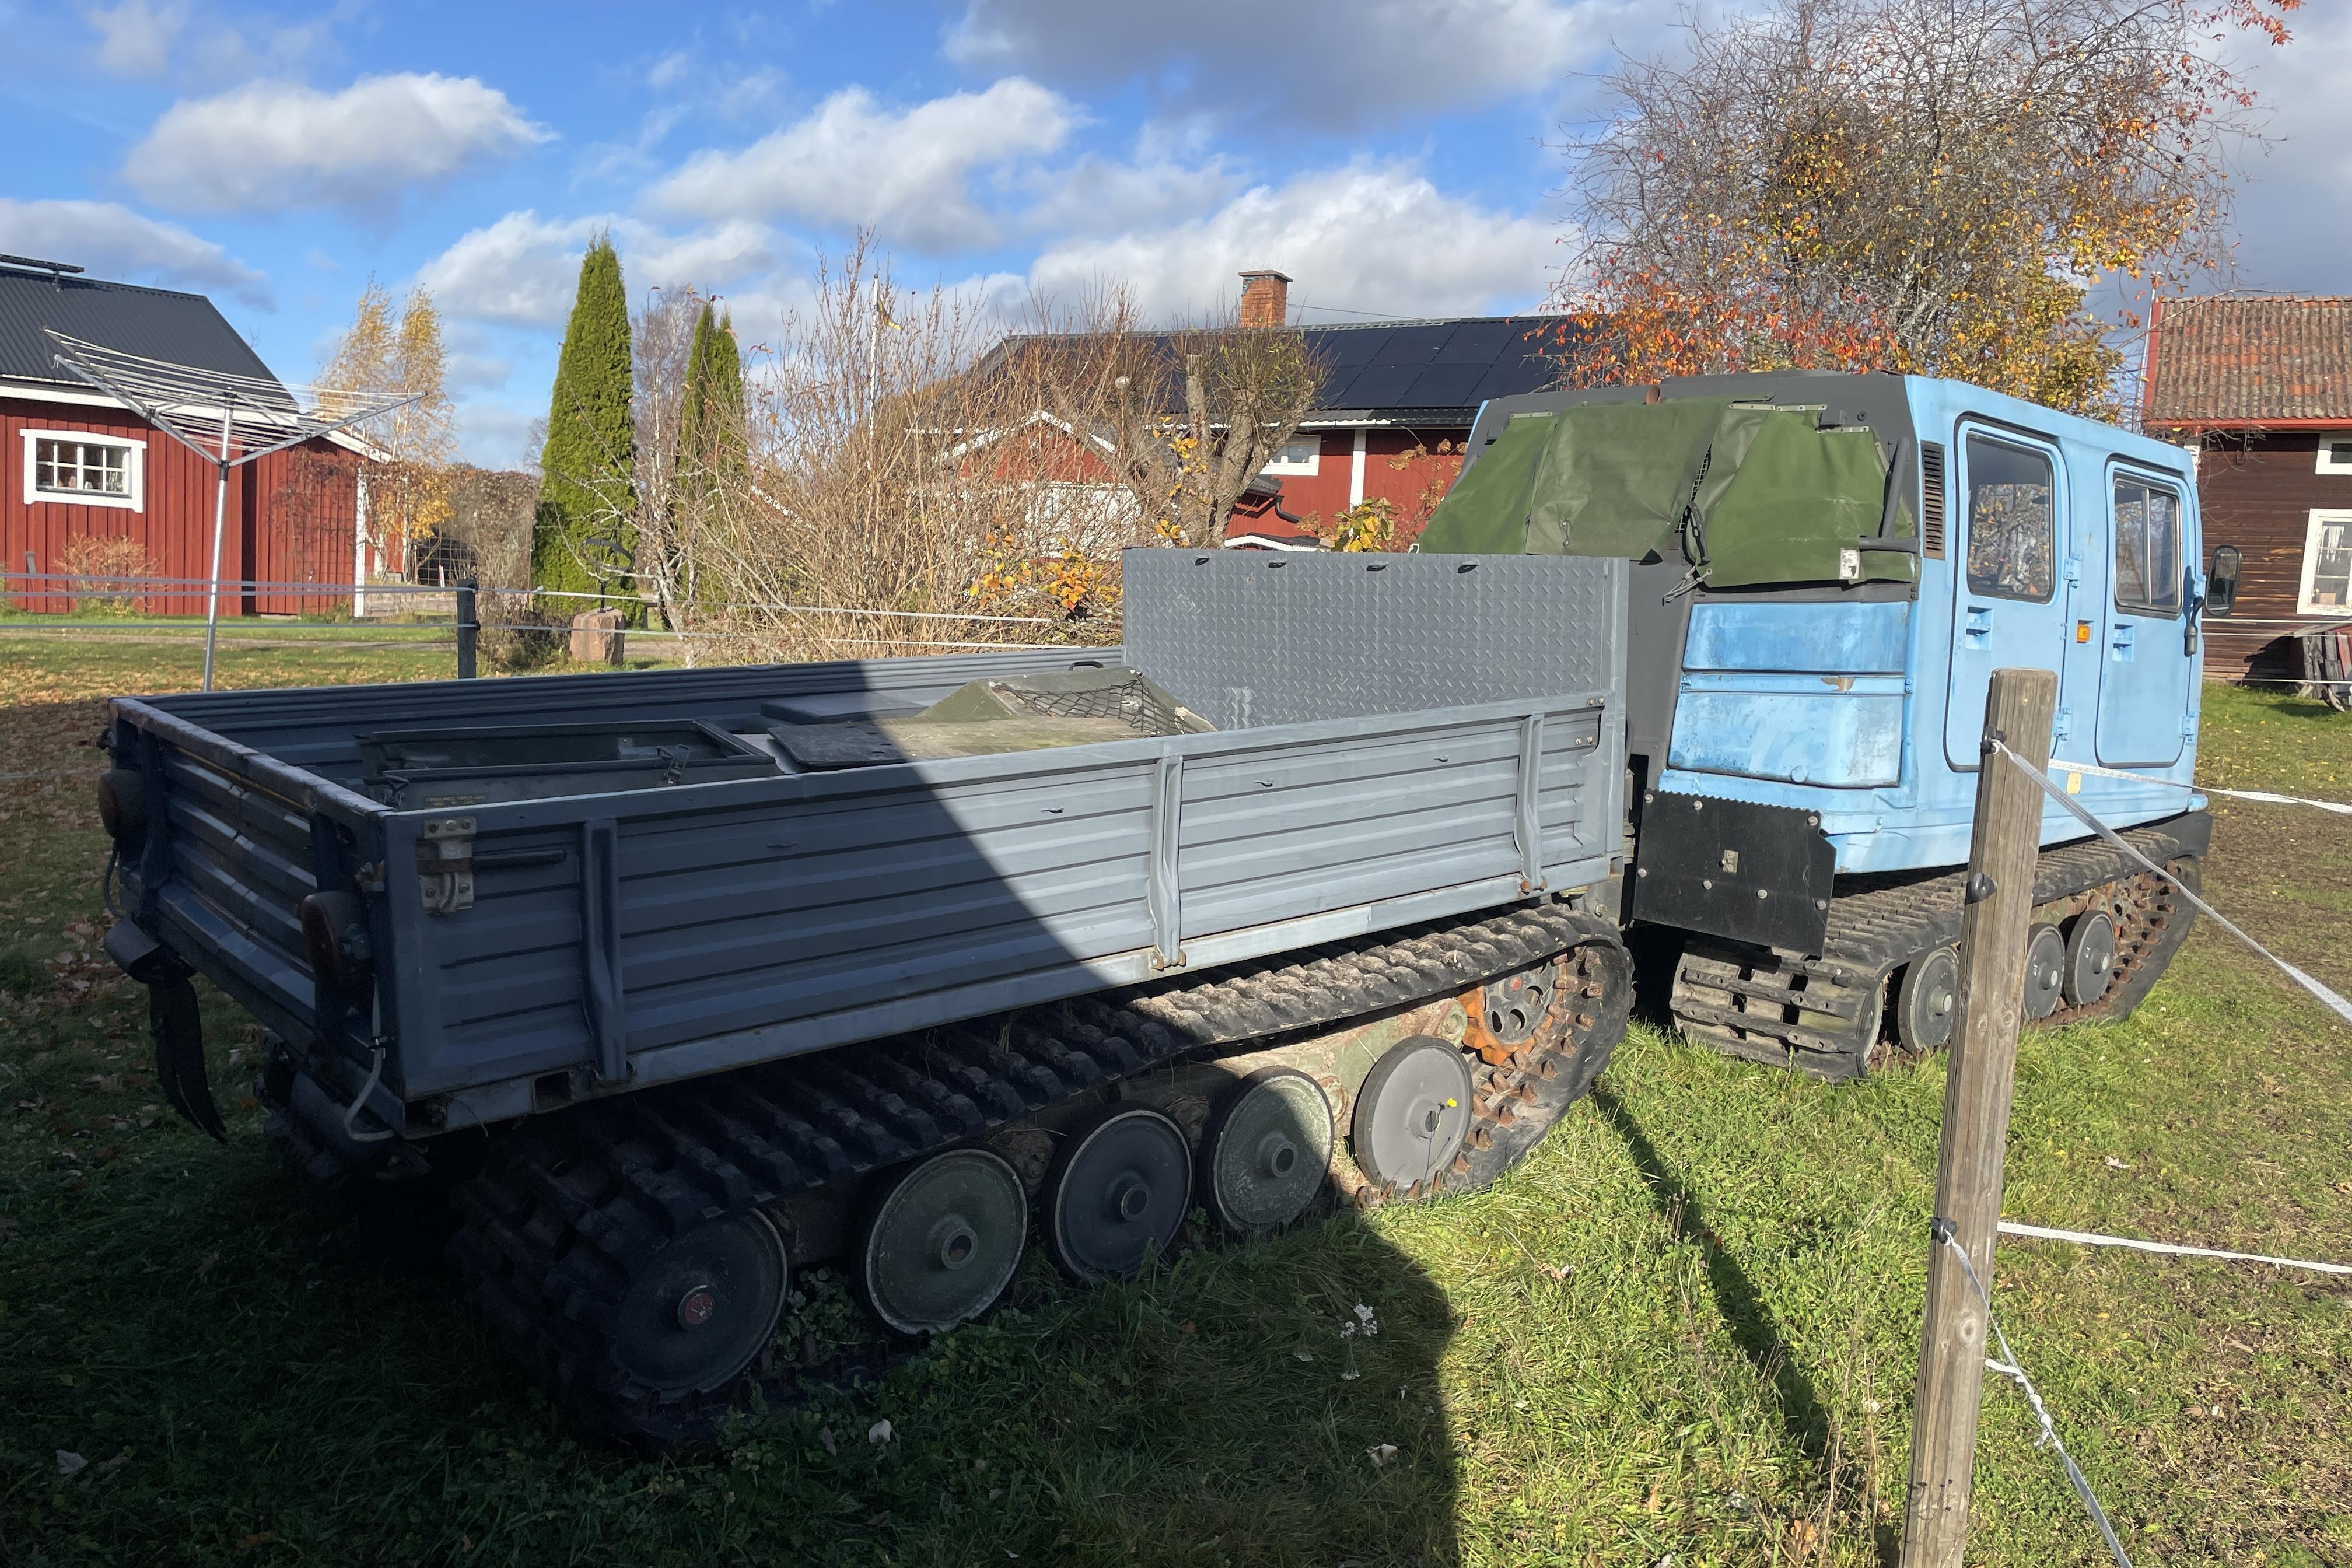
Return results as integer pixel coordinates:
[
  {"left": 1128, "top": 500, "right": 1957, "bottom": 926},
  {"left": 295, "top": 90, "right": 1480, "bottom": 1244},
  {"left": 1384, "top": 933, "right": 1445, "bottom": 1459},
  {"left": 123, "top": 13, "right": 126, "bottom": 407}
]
[
  {"left": 674, "top": 304, "right": 745, "bottom": 607},
  {"left": 678, "top": 304, "right": 745, "bottom": 485},
  {"left": 534, "top": 236, "right": 636, "bottom": 595}
]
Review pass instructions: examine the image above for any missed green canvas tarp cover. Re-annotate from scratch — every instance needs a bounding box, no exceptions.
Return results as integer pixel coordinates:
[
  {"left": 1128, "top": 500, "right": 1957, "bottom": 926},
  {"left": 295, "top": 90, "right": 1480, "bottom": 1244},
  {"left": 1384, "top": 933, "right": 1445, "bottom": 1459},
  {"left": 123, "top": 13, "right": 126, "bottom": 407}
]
[{"left": 1420, "top": 398, "right": 1915, "bottom": 587}]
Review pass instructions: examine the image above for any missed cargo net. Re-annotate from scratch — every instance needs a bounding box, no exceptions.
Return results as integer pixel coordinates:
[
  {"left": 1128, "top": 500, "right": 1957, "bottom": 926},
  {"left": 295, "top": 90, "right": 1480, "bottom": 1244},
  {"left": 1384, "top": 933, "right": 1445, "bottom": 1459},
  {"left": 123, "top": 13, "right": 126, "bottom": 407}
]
[{"left": 993, "top": 674, "right": 1193, "bottom": 736}]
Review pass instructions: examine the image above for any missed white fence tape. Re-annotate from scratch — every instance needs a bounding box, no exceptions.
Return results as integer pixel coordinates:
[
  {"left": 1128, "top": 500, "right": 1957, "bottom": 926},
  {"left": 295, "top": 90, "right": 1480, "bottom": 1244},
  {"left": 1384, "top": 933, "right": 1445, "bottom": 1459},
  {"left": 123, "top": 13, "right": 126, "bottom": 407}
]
[
  {"left": 1993, "top": 742, "right": 2352, "bottom": 1028},
  {"left": 1999, "top": 1222, "right": 2352, "bottom": 1276},
  {"left": 1937, "top": 1228, "right": 2134, "bottom": 1567},
  {"left": 2050, "top": 755, "right": 2352, "bottom": 817}
]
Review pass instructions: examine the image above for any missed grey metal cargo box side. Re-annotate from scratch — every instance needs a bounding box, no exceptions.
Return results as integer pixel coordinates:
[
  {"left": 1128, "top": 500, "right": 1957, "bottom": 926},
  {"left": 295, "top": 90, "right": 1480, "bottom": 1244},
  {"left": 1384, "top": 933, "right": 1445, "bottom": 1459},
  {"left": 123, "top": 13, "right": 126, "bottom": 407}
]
[{"left": 110, "top": 554, "right": 1626, "bottom": 1132}]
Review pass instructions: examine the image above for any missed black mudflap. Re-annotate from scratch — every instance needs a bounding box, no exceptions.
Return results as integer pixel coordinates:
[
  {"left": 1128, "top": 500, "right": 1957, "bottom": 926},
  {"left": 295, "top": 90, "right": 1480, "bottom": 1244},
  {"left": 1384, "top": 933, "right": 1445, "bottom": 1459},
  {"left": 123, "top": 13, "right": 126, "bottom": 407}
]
[
  {"left": 150, "top": 974, "right": 227, "bottom": 1142},
  {"left": 1666, "top": 813, "right": 2208, "bottom": 1079}
]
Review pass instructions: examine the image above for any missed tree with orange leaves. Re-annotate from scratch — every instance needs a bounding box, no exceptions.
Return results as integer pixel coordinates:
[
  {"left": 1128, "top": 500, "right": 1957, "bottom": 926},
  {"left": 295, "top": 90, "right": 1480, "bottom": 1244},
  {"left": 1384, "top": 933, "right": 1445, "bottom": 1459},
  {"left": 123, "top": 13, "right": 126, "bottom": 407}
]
[{"left": 1548, "top": 0, "right": 2300, "bottom": 417}]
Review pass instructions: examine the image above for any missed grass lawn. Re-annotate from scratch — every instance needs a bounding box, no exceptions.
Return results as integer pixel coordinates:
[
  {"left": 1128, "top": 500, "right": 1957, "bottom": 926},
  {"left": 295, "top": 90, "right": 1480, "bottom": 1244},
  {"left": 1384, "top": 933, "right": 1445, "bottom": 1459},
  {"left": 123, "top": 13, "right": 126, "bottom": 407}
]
[{"left": 1, "top": 643, "right": 2347, "bottom": 1567}]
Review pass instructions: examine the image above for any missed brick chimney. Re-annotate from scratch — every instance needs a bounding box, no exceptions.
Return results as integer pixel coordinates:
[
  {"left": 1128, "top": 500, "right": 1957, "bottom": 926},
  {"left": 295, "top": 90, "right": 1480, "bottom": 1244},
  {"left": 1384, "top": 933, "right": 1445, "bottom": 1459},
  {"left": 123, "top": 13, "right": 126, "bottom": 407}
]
[{"left": 1238, "top": 269, "right": 1292, "bottom": 328}]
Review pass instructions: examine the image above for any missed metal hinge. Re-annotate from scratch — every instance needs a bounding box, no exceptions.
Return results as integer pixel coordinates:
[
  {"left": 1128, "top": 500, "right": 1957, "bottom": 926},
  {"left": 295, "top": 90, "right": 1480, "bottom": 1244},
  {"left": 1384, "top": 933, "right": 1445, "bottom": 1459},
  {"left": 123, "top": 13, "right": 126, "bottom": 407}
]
[
  {"left": 2052, "top": 706, "right": 2073, "bottom": 741},
  {"left": 416, "top": 816, "right": 476, "bottom": 916}
]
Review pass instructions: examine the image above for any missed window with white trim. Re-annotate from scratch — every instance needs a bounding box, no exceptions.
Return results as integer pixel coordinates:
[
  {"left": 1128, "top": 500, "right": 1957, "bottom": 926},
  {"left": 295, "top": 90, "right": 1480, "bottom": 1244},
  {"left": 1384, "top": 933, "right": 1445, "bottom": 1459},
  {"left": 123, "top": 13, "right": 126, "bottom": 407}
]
[
  {"left": 1261, "top": 435, "right": 1320, "bottom": 476},
  {"left": 2301, "top": 509, "right": 2352, "bottom": 615},
  {"left": 20, "top": 429, "right": 145, "bottom": 511},
  {"left": 2314, "top": 438, "right": 2352, "bottom": 475}
]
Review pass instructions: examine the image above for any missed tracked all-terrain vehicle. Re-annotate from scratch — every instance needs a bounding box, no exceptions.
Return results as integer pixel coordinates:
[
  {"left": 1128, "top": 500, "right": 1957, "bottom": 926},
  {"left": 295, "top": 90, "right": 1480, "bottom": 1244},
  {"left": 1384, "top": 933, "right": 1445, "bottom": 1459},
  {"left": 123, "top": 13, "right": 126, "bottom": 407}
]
[{"left": 94, "top": 370, "right": 2216, "bottom": 1441}]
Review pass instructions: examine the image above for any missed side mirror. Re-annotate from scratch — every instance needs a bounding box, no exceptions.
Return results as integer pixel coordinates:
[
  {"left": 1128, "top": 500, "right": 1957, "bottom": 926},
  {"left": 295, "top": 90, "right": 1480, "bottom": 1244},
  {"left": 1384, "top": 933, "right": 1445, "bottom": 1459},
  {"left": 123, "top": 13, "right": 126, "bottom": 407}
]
[{"left": 2206, "top": 544, "right": 2241, "bottom": 617}]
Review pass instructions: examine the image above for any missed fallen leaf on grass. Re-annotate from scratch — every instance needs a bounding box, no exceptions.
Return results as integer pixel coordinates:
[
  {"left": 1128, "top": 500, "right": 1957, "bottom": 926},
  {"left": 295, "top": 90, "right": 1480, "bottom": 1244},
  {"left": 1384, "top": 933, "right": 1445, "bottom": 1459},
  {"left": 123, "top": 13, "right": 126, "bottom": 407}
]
[
  {"left": 195, "top": 1251, "right": 220, "bottom": 1281},
  {"left": 2104, "top": 1156, "right": 2133, "bottom": 1171},
  {"left": 55, "top": 1450, "right": 86, "bottom": 1476},
  {"left": 818, "top": 1426, "right": 838, "bottom": 1455},
  {"left": 1366, "top": 1443, "right": 1398, "bottom": 1468},
  {"left": 1788, "top": 1518, "right": 1821, "bottom": 1555},
  {"left": 867, "top": 1419, "right": 892, "bottom": 1446}
]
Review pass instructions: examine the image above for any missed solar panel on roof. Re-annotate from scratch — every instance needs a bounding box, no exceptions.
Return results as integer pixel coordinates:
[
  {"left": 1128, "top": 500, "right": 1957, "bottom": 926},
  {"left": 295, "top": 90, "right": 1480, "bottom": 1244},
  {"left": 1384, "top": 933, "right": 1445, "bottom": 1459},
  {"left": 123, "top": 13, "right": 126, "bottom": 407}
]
[
  {"left": 1309, "top": 328, "right": 1387, "bottom": 367},
  {"left": 1470, "top": 358, "right": 1563, "bottom": 403},
  {"left": 1338, "top": 365, "right": 1422, "bottom": 407},
  {"left": 1367, "top": 327, "right": 1447, "bottom": 366},
  {"left": 1433, "top": 320, "right": 1518, "bottom": 362},
  {"left": 1400, "top": 364, "right": 1488, "bottom": 408}
]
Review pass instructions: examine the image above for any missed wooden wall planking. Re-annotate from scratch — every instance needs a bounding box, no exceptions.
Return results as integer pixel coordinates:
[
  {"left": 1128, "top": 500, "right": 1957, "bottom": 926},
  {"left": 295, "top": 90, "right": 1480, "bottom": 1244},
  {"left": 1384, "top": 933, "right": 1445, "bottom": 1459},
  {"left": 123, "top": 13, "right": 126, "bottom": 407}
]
[{"left": 2, "top": 396, "right": 362, "bottom": 617}]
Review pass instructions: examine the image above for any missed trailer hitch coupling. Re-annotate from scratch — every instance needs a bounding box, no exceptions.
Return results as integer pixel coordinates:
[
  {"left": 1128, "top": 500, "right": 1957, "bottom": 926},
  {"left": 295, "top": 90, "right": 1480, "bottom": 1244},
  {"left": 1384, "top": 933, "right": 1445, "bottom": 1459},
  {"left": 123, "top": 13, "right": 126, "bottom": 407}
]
[{"left": 104, "top": 921, "right": 226, "bottom": 1142}]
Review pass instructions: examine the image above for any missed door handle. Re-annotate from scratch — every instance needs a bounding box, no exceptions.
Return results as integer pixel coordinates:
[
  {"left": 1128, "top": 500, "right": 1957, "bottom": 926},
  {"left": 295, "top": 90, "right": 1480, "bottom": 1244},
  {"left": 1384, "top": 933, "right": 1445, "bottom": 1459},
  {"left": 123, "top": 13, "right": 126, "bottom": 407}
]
[
  {"left": 1962, "top": 606, "right": 1993, "bottom": 648},
  {"left": 2110, "top": 622, "right": 2135, "bottom": 659}
]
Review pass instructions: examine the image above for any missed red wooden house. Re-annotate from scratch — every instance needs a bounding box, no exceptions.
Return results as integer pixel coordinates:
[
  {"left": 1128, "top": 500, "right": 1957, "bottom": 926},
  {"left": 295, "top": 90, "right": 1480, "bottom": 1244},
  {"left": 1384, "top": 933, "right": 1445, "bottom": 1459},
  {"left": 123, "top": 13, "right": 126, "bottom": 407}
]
[
  {"left": 2141, "top": 295, "right": 2352, "bottom": 681},
  {"left": 972, "top": 272, "right": 1571, "bottom": 551},
  {"left": 1, "top": 254, "right": 372, "bottom": 617}
]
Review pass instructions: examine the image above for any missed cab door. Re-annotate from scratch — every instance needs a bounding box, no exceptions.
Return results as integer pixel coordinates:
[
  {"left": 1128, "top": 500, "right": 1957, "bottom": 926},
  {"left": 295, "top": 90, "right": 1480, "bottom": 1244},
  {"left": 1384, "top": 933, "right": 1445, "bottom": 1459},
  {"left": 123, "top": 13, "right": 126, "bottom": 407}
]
[
  {"left": 2094, "top": 468, "right": 2193, "bottom": 768},
  {"left": 1944, "top": 427, "right": 2071, "bottom": 768}
]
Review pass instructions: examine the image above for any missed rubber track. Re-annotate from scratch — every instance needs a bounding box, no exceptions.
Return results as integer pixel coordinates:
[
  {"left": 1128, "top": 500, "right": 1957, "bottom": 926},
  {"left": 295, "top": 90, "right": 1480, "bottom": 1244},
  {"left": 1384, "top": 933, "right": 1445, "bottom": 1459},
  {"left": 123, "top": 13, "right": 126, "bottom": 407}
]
[
  {"left": 450, "top": 903, "right": 1623, "bottom": 1444},
  {"left": 1669, "top": 816, "right": 2207, "bottom": 1080}
]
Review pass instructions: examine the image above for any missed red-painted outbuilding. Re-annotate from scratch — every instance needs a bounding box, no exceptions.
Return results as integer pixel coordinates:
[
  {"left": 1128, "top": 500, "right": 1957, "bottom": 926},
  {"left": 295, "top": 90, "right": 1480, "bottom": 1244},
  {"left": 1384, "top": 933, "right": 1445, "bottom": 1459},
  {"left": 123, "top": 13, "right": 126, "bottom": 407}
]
[
  {"left": 1, "top": 255, "right": 373, "bottom": 617},
  {"left": 977, "top": 271, "right": 1571, "bottom": 551}
]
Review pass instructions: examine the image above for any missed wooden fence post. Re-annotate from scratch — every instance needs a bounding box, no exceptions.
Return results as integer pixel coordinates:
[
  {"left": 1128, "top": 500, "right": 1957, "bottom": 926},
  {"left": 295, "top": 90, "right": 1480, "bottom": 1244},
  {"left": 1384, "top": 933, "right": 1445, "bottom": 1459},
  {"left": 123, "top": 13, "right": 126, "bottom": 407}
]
[{"left": 1899, "top": 665, "right": 2058, "bottom": 1567}]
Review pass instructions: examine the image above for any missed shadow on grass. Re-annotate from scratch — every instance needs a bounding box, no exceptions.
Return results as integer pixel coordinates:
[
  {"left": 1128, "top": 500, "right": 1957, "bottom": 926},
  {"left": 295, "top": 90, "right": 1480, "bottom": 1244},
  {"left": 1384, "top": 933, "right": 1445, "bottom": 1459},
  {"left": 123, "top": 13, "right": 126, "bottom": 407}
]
[{"left": 1590, "top": 1083, "right": 1831, "bottom": 1465}]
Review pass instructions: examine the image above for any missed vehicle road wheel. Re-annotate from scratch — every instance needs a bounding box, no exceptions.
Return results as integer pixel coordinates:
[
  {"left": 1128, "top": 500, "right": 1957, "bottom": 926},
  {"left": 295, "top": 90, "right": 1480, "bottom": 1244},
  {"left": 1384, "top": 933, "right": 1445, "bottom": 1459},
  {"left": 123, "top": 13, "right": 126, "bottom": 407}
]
[
  {"left": 1045, "top": 1104, "right": 1192, "bottom": 1281},
  {"left": 1894, "top": 946, "right": 1959, "bottom": 1055},
  {"left": 1198, "top": 1068, "right": 1334, "bottom": 1233},
  {"left": 2062, "top": 910, "right": 2118, "bottom": 1007},
  {"left": 1350, "top": 1035, "right": 1473, "bottom": 1193},
  {"left": 610, "top": 1209, "right": 789, "bottom": 1398},
  {"left": 857, "top": 1147, "right": 1028, "bottom": 1335},
  {"left": 2022, "top": 923, "right": 2067, "bottom": 1021},
  {"left": 1478, "top": 965, "right": 1552, "bottom": 1046}
]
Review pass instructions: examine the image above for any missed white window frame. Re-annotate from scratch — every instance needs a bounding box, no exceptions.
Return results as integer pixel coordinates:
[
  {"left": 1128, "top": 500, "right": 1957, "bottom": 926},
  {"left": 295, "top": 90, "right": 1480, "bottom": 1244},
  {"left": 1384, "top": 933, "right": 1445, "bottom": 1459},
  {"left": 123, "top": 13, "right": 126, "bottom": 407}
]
[
  {"left": 2299, "top": 508, "right": 2352, "bottom": 617},
  {"left": 20, "top": 428, "right": 146, "bottom": 512},
  {"left": 2315, "top": 436, "right": 2352, "bottom": 475},
  {"left": 1261, "top": 435, "right": 1321, "bottom": 477}
]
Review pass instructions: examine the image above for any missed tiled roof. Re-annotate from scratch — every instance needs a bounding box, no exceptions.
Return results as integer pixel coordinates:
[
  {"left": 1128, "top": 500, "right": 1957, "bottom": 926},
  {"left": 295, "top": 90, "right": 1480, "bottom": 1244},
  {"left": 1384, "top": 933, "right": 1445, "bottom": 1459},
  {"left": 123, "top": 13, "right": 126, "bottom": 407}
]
[
  {"left": 2143, "top": 296, "right": 2352, "bottom": 425},
  {"left": 0, "top": 263, "right": 279, "bottom": 388}
]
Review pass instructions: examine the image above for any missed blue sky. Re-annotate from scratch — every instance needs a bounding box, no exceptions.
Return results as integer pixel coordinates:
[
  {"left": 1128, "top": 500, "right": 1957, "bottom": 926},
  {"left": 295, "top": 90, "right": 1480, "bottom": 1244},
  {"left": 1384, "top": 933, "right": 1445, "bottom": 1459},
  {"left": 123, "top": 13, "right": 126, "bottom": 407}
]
[{"left": 1, "top": 0, "right": 2344, "bottom": 467}]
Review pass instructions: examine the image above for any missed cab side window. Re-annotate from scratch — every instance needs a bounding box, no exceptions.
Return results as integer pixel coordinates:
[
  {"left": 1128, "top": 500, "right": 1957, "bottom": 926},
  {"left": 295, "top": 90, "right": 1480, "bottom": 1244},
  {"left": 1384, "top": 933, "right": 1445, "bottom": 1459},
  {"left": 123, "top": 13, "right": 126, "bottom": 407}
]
[
  {"left": 1964, "top": 436, "right": 2054, "bottom": 601},
  {"left": 2112, "top": 477, "right": 2182, "bottom": 616}
]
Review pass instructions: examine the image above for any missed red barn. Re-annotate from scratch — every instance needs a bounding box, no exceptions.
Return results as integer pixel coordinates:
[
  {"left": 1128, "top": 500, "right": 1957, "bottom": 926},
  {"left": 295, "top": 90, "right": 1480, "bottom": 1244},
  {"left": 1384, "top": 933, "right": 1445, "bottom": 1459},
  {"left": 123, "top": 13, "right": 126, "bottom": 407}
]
[{"left": 1, "top": 254, "right": 372, "bottom": 617}]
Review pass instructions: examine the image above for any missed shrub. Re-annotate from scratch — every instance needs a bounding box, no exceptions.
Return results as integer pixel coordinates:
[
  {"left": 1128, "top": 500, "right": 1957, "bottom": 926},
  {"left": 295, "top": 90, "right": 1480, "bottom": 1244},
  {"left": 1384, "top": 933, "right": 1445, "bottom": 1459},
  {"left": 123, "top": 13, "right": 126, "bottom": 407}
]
[{"left": 56, "top": 535, "right": 158, "bottom": 617}]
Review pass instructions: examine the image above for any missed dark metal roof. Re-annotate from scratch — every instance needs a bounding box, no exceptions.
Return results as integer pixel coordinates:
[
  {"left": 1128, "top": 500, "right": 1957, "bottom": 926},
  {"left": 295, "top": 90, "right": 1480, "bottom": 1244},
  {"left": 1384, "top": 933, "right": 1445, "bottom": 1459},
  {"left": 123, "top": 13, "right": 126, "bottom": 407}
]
[
  {"left": 1301, "top": 315, "right": 1572, "bottom": 417},
  {"left": 0, "top": 265, "right": 279, "bottom": 389},
  {"left": 982, "top": 314, "right": 1584, "bottom": 424}
]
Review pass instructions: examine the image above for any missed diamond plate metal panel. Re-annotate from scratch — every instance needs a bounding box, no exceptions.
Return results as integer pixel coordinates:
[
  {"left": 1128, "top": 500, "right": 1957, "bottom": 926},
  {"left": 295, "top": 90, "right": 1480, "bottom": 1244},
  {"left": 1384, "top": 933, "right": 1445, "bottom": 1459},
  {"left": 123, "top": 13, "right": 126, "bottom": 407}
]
[{"left": 1122, "top": 550, "right": 1626, "bottom": 729}]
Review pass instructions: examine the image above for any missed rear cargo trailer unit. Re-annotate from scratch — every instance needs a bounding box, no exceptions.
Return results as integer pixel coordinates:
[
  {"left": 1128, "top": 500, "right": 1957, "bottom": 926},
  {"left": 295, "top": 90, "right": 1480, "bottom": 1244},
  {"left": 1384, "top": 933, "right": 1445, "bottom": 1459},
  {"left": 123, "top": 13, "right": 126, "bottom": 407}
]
[{"left": 97, "top": 551, "right": 1637, "bottom": 1442}]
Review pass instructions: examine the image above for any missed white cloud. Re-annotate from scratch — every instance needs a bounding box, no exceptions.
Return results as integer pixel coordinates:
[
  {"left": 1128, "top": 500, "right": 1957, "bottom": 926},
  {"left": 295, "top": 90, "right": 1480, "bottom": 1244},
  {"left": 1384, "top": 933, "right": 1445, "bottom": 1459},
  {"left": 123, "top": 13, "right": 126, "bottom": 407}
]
[
  {"left": 415, "top": 211, "right": 778, "bottom": 327},
  {"left": 1026, "top": 162, "right": 1555, "bottom": 321},
  {"left": 0, "top": 198, "right": 270, "bottom": 306},
  {"left": 83, "top": 0, "right": 363, "bottom": 86},
  {"left": 84, "top": 0, "right": 184, "bottom": 76},
  {"left": 123, "top": 73, "right": 549, "bottom": 214},
  {"left": 651, "top": 78, "right": 1077, "bottom": 250},
  {"left": 453, "top": 400, "right": 542, "bottom": 469},
  {"left": 1019, "top": 149, "right": 1242, "bottom": 237},
  {"left": 944, "top": 0, "right": 1614, "bottom": 127}
]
